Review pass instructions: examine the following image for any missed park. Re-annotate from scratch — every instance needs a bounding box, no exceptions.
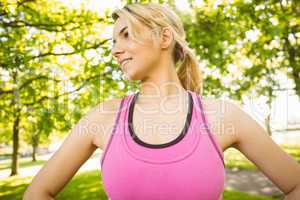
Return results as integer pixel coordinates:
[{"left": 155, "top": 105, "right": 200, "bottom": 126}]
[{"left": 1, "top": 0, "right": 299, "bottom": 199}]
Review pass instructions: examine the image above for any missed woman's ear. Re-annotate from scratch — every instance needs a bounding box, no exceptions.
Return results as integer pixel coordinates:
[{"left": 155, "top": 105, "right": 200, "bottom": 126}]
[{"left": 159, "top": 26, "right": 174, "bottom": 50}]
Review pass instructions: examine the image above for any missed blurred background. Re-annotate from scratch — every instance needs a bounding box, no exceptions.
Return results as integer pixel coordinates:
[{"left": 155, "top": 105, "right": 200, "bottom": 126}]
[{"left": 0, "top": 0, "right": 299, "bottom": 199}]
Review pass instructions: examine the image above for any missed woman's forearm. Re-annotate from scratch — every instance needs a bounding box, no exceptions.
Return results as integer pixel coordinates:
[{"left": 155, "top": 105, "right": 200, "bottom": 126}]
[
  {"left": 23, "top": 189, "right": 55, "bottom": 200},
  {"left": 283, "top": 184, "right": 300, "bottom": 200}
]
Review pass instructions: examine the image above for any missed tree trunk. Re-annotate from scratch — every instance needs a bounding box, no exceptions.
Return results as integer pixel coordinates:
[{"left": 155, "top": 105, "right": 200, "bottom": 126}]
[
  {"left": 32, "top": 144, "right": 38, "bottom": 162},
  {"left": 265, "top": 91, "right": 273, "bottom": 136},
  {"left": 265, "top": 113, "right": 272, "bottom": 136},
  {"left": 31, "top": 131, "right": 39, "bottom": 162},
  {"left": 10, "top": 112, "right": 20, "bottom": 176}
]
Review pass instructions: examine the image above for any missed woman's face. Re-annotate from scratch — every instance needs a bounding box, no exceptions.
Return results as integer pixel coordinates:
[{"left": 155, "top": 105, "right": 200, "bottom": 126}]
[{"left": 112, "top": 17, "right": 162, "bottom": 81}]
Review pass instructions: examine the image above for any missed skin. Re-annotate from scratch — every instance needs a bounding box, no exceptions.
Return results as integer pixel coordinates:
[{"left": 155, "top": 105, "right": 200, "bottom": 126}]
[{"left": 23, "top": 16, "right": 300, "bottom": 199}]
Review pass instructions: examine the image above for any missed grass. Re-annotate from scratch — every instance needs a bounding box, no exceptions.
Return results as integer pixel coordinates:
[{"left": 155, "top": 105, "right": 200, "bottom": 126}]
[
  {"left": 223, "top": 190, "right": 279, "bottom": 200},
  {"left": 0, "top": 159, "right": 46, "bottom": 170},
  {"left": 224, "top": 144, "right": 300, "bottom": 171},
  {"left": 0, "top": 170, "right": 107, "bottom": 200},
  {"left": 0, "top": 169, "right": 279, "bottom": 200},
  {"left": 0, "top": 151, "right": 101, "bottom": 171}
]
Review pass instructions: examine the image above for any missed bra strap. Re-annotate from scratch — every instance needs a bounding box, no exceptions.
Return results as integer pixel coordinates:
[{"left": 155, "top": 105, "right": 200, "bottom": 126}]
[
  {"left": 101, "top": 96, "right": 126, "bottom": 167},
  {"left": 195, "top": 94, "right": 225, "bottom": 167}
]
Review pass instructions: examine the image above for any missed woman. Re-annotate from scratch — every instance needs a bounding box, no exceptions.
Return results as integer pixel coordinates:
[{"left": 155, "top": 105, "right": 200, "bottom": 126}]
[{"left": 23, "top": 2, "right": 300, "bottom": 200}]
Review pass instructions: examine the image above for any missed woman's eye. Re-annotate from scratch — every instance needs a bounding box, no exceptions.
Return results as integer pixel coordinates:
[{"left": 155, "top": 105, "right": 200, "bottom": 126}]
[{"left": 124, "top": 32, "right": 129, "bottom": 38}]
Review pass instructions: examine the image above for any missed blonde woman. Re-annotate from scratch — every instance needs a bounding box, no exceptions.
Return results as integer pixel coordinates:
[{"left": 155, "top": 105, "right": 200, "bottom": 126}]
[{"left": 23, "top": 3, "right": 300, "bottom": 200}]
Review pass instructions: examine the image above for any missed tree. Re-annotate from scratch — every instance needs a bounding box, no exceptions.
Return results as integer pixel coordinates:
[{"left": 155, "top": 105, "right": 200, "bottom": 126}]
[{"left": 0, "top": 0, "right": 128, "bottom": 176}]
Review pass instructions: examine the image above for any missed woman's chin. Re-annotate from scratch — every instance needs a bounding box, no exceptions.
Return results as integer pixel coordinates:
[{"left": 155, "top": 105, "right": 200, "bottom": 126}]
[
  {"left": 122, "top": 72, "right": 140, "bottom": 81},
  {"left": 122, "top": 72, "right": 133, "bottom": 81}
]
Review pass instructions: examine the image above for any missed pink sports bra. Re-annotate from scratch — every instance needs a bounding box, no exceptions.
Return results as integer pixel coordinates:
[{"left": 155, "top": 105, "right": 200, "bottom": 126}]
[{"left": 100, "top": 90, "right": 225, "bottom": 200}]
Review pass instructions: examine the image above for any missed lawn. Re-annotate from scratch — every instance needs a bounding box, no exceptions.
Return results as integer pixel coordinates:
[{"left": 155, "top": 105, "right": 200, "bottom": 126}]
[
  {"left": 0, "top": 151, "right": 101, "bottom": 171},
  {"left": 0, "top": 169, "right": 279, "bottom": 200},
  {"left": 0, "top": 159, "right": 46, "bottom": 171}
]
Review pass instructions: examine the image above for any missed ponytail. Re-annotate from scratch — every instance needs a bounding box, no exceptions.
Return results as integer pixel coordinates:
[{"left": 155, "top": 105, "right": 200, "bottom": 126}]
[{"left": 173, "top": 41, "right": 203, "bottom": 95}]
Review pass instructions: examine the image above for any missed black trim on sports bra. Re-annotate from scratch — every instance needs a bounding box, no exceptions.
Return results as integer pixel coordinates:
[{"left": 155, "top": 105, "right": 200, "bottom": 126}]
[{"left": 128, "top": 91, "right": 193, "bottom": 149}]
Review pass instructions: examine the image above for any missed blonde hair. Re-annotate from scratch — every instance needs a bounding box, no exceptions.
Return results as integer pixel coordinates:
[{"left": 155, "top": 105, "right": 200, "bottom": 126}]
[{"left": 111, "top": 2, "right": 203, "bottom": 95}]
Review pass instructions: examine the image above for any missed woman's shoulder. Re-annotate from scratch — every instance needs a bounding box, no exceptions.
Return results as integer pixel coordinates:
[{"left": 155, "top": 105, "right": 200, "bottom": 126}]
[
  {"left": 200, "top": 95, "right": 245, "bottom": 130},
  {"left": 89, "top": 96, "right": 126, "bottom": 149},
  {"left": 83, "top": 97, "right": 124, "bottom": 121},
  {"left": 199, "top": 95, "right": 242, "bottom": 115},
  {"left": 199, "top": 96, "right": 242, "bottom": 150},
  {"left": 99, "top": 97, "right": 125, "bottom": 113}
]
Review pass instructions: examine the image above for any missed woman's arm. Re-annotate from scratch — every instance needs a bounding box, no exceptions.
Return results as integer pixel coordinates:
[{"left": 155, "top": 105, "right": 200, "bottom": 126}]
[
  {"left": 223, "top": 100, "right": 300, "bottom": 199},
  {"left": 284, "top": 185, "right": 300, "bottom": 200},
  {"left": 23, "top": 102, "right": 106, "bottom": 200}
]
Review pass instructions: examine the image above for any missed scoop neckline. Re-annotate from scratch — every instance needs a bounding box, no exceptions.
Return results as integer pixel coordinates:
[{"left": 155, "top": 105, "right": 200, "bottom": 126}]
[{"left": 128, "top": 90, "right": 193, "bottom": 149}]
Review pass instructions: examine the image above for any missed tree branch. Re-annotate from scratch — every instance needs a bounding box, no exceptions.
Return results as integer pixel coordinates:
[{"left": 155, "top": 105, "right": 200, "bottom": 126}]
[
  {"left": 23, "top": 73, "right": 103, "bottom": 106},
  {"left": 27, "top": 39, "right": 109, "bottom": 60}
]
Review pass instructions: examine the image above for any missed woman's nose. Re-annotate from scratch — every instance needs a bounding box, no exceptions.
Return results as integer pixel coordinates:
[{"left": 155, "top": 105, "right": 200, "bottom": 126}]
[{"left": 111, "top": 43, "right": 124, "bottom": 59}]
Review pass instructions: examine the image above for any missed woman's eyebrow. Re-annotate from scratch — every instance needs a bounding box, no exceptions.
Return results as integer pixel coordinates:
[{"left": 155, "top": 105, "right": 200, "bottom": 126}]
[{"left": 112, "top": 26, "right": 128, "bottom": 44}]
